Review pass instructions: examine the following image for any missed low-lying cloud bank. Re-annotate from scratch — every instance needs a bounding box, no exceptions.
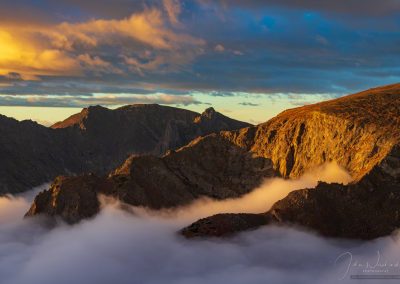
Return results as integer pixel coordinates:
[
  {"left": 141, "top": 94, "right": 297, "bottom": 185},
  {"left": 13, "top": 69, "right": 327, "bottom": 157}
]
[
  {"left": 0, "top": 164, "right": 398, "bottom": 284},
  {"left": 133, "top": 162, "right": 353, "bottom": 222}
]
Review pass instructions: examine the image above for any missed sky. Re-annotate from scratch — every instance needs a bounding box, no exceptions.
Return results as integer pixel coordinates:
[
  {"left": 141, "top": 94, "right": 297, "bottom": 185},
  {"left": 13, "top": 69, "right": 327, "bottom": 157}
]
[{"left": 0, "top": 0, "right": 399, "bottom": 125}]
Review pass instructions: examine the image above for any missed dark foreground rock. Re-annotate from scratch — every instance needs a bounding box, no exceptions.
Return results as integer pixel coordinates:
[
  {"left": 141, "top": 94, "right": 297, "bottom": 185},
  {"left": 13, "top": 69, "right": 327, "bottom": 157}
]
[
  {"left": 182, "top": 145, "right": 400, "bottom": 239},
  {"left": 181, "top": 213, "right": 270, "bottom": 238},
  {"left": 25, "top": 175, "right": 106, "bottom": 223}
]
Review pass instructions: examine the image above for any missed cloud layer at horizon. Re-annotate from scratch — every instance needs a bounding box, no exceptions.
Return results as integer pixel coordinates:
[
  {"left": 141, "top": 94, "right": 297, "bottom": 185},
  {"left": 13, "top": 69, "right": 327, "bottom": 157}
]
[{"left": 0, "top": 0, "right": 399, "bottom": 109}]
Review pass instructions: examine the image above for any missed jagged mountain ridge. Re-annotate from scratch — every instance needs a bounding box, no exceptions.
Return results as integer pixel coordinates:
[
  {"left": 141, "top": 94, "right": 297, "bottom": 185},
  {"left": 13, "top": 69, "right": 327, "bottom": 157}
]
[
  {"left": 51, "top": 104, "right": 250, "bottom": 172},
  {"left": 0, "top": 105, "right": 250, "bottom": 194},
  {"left": 51, "top": 104, "right": 250, "bottom": 158}
]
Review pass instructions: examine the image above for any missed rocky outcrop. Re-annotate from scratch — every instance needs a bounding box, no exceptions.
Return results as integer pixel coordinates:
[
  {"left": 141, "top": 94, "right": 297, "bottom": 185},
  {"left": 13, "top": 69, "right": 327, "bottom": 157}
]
[
  {"left": 267, "top": 143, "right": 400, "bottom": 239},
  {"left": 25, "top": 134, "right": 276, "bottom": 223},
  {"left": 0, "top": 105, "right": 250, "bottom": 194},
  {"left": 25, "top": 175, "right": 106, "bottom": 223},
  {"left": 182, "top": 143, "right": 400, "bottom": 239},
  {"left": 181, "top": 213, "right": 270, "bottom": 238}
]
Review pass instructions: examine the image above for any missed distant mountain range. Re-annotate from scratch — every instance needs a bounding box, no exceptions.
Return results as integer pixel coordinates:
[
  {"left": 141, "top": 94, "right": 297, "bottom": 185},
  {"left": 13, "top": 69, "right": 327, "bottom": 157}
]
[
  {"left": 17, "top": 83, "right": 400, "bottom": 240},
  {"left": 0, "top": 104, "right": 249, "bottom": 194}
]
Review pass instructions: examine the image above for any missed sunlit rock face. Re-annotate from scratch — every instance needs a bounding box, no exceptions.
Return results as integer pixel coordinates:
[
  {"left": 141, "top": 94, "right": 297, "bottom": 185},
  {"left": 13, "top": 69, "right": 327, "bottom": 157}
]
[
  {"left": 225, "top": 83, "right": 400, "bottom": 181},
  {"left": 0, "top": 104, "right": 250, "bottom": 194}
]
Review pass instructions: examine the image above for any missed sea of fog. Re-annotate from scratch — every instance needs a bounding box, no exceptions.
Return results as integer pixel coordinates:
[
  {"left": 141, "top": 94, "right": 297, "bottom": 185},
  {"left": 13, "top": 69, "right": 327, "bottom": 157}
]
[{"left": 1, "top": 162, "right": 399, "bottom": 284}]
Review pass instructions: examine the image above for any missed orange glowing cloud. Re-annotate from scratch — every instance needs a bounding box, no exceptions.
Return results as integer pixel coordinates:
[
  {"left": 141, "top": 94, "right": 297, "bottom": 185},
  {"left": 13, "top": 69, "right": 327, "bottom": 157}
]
[
  {"left": 51, "top": 8, "right": 203, "bottom": 50},
  {"left": 0, "top": 5, "right": 205, "bottom": 80},
  {"left": 0, "top": 30, "right": 81, "bottom": 79}
]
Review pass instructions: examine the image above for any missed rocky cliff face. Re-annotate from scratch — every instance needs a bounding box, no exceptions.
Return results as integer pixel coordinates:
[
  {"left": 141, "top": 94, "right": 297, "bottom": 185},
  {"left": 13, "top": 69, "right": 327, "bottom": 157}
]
[
  {"left": 0, "top": 105, "right": 250, "bottom": 194},
  {"left": 25, "top": 134, "right": 276, "bottom": 223},
  {"left": 226, "top": 83, "right": 400, "bottom": 181},
  {"left": 183, "top": 145, "right": 400, "bottom": 239},
  {"left": 267, "top": 143, "right": 400, "bottom": 239}
]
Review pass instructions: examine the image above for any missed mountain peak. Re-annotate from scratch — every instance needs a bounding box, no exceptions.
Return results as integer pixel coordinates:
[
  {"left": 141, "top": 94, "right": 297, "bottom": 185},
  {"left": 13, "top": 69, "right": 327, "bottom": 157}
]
[
  {"left": 85, "top": 105, "right": 108, "bottom": 112},
  {"left": 202, "top": 107, "right": 216, "bottom": 118},
  {"left": 194, "top": 107, "right": 251, "bottom": 130}
]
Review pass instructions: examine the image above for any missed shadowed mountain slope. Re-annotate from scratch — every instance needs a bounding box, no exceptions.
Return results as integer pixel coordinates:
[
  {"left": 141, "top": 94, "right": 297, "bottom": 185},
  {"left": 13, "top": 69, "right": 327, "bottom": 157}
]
[
  {"left": 25, "top": 134, "right": 276, "bottom": 223},
  {"left": 0, "top": 105, "right": 250, "bottom": 194}
]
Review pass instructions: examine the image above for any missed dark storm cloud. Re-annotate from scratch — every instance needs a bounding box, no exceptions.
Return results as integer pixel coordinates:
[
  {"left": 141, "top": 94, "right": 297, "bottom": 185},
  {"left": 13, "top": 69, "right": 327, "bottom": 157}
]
[
  {"left": 203, "top": 0, "right": 400, "bottom": 16},
  {"left": 0, "top": 0, "right": 151, "bottom": 24}
]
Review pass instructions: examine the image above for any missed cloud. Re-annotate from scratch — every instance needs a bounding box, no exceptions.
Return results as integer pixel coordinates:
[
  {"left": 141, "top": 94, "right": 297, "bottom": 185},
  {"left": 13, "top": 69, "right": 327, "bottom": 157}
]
[
  {"left": 0, "top": 30, "right": 81, "bottom": 78},
  {"left": 201, "top": 0, "right": 400, "bottom": 16},
  {"left": 0, "top": 6, "right": 205, "bottom": 80},
  {"left": 315, "top": 35, "right": 329, "bottom": 46},
  {"left": 214, "top": 44, "right": 245, "bottom": 57},
  {"left": 138, "top": 162, "right": 352, "bottom": 222},
  {"left": 208, "top": 91, "right": 235, "bottom": 97},
  {"left": 51, "top": 8, "right": 204, "bottom": 50},
  {"left": 214, "top": 44, "right": 225, "bottom": 52},
  {"left": 233, "top": 50, "right": 244, "bottom": 56},
  {"left": 285, "top": 93, "right": 341, "bottom": 106},
  {"left": 238, "top": 102, "right": 259, "bottom": 106},
  {"left": 0, "top": 163, "right": 397, "bottom": 284},
  {"left": 0, "top": 94, "right": 203, "bottom": 108},
  {"left": 77, "top": 54, "right": 123, "bottom": 75},
  {"left": 163, "top": 0, "right": 182, "bottom": 26}
]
